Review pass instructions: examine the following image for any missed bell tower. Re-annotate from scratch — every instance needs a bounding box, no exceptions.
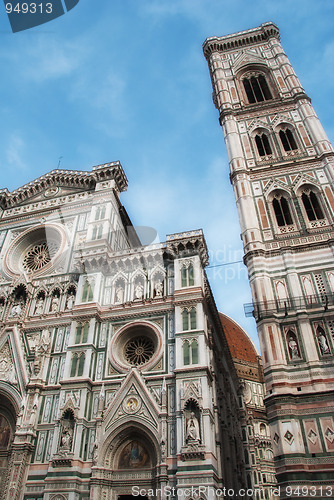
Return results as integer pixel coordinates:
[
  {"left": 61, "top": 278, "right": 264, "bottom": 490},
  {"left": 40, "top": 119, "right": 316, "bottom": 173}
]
[{"left": 203, "top": 23, "right": 334, "bottom": 497}]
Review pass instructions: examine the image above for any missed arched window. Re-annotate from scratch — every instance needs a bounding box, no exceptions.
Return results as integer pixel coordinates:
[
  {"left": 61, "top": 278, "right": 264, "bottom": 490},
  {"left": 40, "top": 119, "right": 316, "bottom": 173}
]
[
  {"left": 191, "top": 340, "right": 198, "bottom": 363},
  {"left": 279, "top": 129, "right": 298, "bottom": 151},
  {"left": 182, "top": 307, "right": 197, "bottom": 330},
  {"left": 181, "top": 263, "right": 194, "bottom": 287},
  {"left": 92, "top": 224, "right": 103, "bottom": 240},
  {"left": 183, "top": 341, "right": 190, "bottom": 365},
  {"left": 70, "top": 353, "right": 85, "bottom": 377},
  {"left": 273, "top": 196, "right": 293, "bottom": 226},
  {"left": 75, "top": 323, "right": 89, "bottom": 344},
  {"left": 302, "top": 191, "right": 324, "bottom": 221},
  {"left": 82, "top": 279, "right": 94, "bottom": 303},
  {"left": 95, "top": 205, "right": 106, "bottom": 220},
  {"left": 243, "top": 75, "right": 272, "bottom": 103},
  {"left": 183, "top": 339, "right": 198, "bottom": 365},
  {"left": 255, "top": 133, "right": 272, "bottom": 157}
]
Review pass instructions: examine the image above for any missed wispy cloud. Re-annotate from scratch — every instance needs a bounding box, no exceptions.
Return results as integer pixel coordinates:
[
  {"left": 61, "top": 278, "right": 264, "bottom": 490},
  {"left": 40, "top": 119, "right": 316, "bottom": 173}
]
[{"left": 5, "top": 133, "right": 27, "bottom": 171}]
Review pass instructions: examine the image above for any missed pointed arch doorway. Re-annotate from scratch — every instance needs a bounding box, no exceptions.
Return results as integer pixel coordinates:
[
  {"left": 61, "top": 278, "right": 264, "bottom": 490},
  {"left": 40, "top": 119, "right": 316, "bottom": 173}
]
[{"left": 91, "top": 425, "right": 159, "bottom": 500}]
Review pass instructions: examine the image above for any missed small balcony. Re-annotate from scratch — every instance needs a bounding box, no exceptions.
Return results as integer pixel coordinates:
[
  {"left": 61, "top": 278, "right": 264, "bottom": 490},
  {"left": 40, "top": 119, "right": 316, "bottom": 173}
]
[{"left": 244, "top": 292, "right": 334, "bottom": 320}]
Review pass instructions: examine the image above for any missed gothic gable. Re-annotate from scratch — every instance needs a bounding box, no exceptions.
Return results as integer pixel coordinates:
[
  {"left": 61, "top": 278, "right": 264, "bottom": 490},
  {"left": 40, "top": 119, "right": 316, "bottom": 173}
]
[
  {"left": 0, "top": 328, "right": 28, "bottom": 399},
  {"left": 233, "top": 49, "right": 267, "bottom": 73},
  {"left": 0, "top": 162, "right": 127, "bottom": 210},
  {"left": 103, "top": 369, "right": 161, "bottom": 435}
]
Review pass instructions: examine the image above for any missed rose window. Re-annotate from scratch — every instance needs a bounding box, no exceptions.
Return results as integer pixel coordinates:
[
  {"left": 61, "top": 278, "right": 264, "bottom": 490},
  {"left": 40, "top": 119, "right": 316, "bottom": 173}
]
[
  {"left": 4, "top": 225, "right": 64, "bottom": 276},
  {"left": 22, "top": 241, "right": 60, "bottom": 272},
  {"left": 124, "top": 336, "right": 155, "bottom": 366}
]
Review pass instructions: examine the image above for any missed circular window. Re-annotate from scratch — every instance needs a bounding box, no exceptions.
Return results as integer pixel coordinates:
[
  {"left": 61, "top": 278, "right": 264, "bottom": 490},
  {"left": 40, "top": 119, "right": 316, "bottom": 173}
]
[
  {"left": 5, "top": 225, "right": 64, "bottom": 276},
  {"left": 22, "top": 241, "right": 60, "bottom": 272},
  {"left": 109, "top": 321, "right": 163, "bottom": 372},
  {"left": 124, "top": 336, "right": 155, "bottom": 366}
]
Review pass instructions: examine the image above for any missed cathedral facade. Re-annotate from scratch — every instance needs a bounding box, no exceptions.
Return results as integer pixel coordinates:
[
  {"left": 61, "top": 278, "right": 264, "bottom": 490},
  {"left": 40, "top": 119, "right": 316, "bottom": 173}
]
[
  {"left": 0, "top": 163, "right": 247, "bottom": 499},
  {"left": 203, "top": 22, "right": 334, "bottom": 498}
]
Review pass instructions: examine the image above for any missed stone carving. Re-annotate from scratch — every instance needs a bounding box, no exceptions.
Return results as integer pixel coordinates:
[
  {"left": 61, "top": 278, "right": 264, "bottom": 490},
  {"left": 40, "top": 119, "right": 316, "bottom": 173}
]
[
  {"left": 0, "top": 343, "right": 17, "bottom": 384},
  {"left": 154, "top": 281, "right": 163, "bottom": 297},
  {"left": 186, "top": 412, "right": 200, "bottom": 442},
  {"left": 122, "top": 396, "right": 141, "bottom": 414},
  {"left": 39, "top": 329, "right": 51, "bottom": 353},
  {"left": 10, "top": 302, "right": 22, "bottom": 317},
  {"left": 51, "top": 295, "right": 59, "bottom": 312},
  {"left": 34, "top": 297, "right": 44, "bottom": 315},
  {"left": 317, "top": 331, "right": 330, "bottom": 355},
  {"left": 115, "top": 286, "right": 124, "bottom": 304},
  {"left": 325, "top": 427, "right": 334, "bottom": 443},
  {"left": 34, "top": 329, "right": 51, "bottom": 375},
  {"left": 66, "top": 293, "right": 75, "bottom": 310},
  {"left": 134, "top": 283, "right": 144, "bottom": 300},
  {"left": 287, "top": 332, "right": 301, "bottom": 359},
  {"left": 60, "top": 426, "right": 73, "bottom": 450}
]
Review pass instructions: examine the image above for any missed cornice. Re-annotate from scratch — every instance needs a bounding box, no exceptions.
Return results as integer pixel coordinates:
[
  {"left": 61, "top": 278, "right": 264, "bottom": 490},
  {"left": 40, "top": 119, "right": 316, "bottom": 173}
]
[
  {"left": 0, "top": 161, "right": 127, "bottom": 210},
  {"left": 244, "top": 234, "right": 334, "bottom": 264},
  {"left": 75, "top": 229, "right": 209, "bottom": 272},
  {"left": 219, "top": 94, "right": 310, "bottom": 123},
  {"left": 203, "top": 22, "right": 280, "bottom": 60}
]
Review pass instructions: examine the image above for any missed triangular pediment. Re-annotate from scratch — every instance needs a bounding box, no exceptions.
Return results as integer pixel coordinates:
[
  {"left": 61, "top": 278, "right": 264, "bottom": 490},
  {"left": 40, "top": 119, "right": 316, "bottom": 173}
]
[
  {"left": 0, "top": 328, "right": 28, "bottom": 396},
  {"left": 292, "top": 173, "right": 320, "bottom": 192},
  {"left": 15, "top": 186, "right": 90, "bottom": 206},
  {"left": 103, "top": 369, "right": 161, "bottom": 434},
  {"left": 263, "top": 178, "right": 290, "bottom": 196},
  {"left": 0, "top": 162, "right": 127, "bottom": 210},
  {"left": 247, "top": 118, "right": 270, "bottom": 133},
  {"left": 271, "top": 113, "right": 293, "bottom": 128},
  {"left": 233, "top": 49, "right": 267, "bottom": 73},
  {"left": 0, "top": 341, "right": 16, "bottom": 384}
]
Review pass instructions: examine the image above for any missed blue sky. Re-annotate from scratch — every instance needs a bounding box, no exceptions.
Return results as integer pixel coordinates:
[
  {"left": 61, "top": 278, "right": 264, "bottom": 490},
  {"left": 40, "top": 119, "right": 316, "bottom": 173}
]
[{"left": 0, "top": 0, "right": 333, "bottom": 348}]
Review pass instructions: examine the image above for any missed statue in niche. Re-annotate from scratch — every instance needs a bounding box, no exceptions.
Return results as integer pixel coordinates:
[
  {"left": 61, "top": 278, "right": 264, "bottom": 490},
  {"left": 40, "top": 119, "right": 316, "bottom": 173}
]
[
  {"left": 35, "top": 297, "right": 44, "bottom": 315},
  {"left": 60, "top": 426, "right": 73, "bottom": 450},
  {"left": 186, "top": 412, "right": 200, "bottom": 442},
  {"left": 66, "top": 293, "right": 75, "bottom": 310},
  {"left": 115, "top": 286, "right": 124, "bottom": 304},
  {"left": 154, "top": 281, "right": 163, "bottom": 297},
  {"left": 34, "top": 329, "right": 51, "bottom": 375},
  {"left": 10, "top": 301, "right": 22, "bottom": 317},
  {"left": 60, "top": 415, "right": 74, "bottom": 452},
  {"left": 51, "top": 295, "right": 59, "bottom": 312},
  {"left": 92, "top": 440, "right": 99, "bottom": 463},
  {"left": 318, "top": 330, "right": 330, "bottom": 354},
  {"left": 288, "top": 332, "right": 300, "bottom": 360},
  {"left": 134, "top": 283, "right": 144, "bottom": 300}
]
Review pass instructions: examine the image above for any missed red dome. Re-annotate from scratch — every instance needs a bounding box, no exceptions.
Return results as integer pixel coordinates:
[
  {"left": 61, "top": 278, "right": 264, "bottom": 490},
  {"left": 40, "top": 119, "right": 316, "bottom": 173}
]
[{"left": 219, "top": 312, "right": 259, "bottom": 363}]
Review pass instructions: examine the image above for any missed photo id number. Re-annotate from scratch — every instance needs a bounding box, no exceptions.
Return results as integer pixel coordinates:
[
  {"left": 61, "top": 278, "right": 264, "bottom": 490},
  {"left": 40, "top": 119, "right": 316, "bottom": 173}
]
[{"left": 5, "top": 2, "right": 53, "bottom": 14}]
